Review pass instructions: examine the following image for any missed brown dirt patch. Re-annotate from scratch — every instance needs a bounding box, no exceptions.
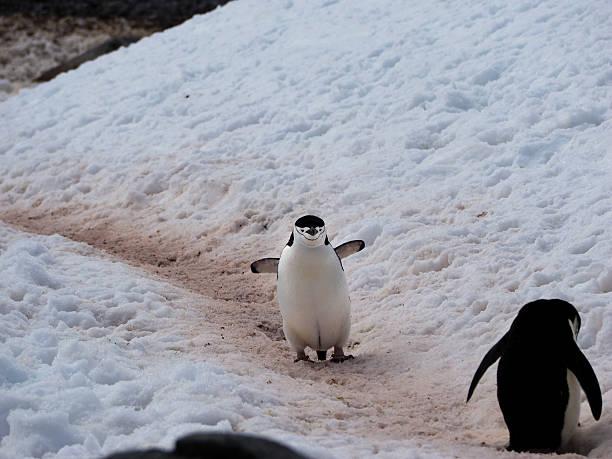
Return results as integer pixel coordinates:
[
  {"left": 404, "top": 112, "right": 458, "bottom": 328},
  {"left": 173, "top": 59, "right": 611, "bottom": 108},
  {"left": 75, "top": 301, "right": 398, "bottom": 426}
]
[{"left": 1, "top": 206, "right": 512, "bottom": 454}]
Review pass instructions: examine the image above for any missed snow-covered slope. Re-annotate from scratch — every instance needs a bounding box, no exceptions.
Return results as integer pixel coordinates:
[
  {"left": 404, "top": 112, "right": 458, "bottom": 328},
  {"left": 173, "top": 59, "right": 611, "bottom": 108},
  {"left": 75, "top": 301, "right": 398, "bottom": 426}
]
[{"left": 1, "top": 0, "right": 611, "bottom": 457}]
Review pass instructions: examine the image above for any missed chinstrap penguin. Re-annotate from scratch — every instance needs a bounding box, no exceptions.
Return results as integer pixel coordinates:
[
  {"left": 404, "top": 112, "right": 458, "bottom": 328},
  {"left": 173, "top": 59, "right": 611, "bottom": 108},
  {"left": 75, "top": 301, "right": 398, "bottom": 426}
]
[
  {"left": 466, "top": 299, "right": 602, "bottom": 452},
  {"left": 251, "top": 215, "right": 365, "bottom": 362}
]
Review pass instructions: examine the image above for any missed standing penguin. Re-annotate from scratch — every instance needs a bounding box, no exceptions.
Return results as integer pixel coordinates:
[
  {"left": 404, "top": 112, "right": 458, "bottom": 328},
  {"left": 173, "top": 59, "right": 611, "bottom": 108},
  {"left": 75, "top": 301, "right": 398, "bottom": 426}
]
[
  {"left": 466, "top": 299, "right": 602, "bottom": 452},
  {"left": 251, "top": 215, "right": 365, "bottom": 362}
]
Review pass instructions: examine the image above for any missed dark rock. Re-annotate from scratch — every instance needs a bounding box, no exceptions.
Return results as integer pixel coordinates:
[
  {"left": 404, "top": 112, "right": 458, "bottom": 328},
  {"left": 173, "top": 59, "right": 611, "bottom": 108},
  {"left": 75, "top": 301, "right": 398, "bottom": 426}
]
[
  {"left": 0, "top": 1, "right": 236, "bottom": 89},
  {"left": 104, "top": 432, "right": 308, "bottom": 459},
  {"left": 35, "top": 36, "right": 140, "bottom": 82},
  {"left": 0, "top": 1, "right": 233, "bottom": 29}
]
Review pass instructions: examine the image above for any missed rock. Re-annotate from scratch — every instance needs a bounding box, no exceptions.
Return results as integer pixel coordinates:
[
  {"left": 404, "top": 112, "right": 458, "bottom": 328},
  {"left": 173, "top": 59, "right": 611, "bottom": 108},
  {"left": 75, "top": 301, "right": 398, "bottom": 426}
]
[
  {"left": 0, "top": 1, "right": 232, "bottom": 29},
  {"left": 0, "top": 1, "right": 234, "bottom": 90},
  {"left": 35, "top": 36, "right": 140, "bottom": 82},
  {"left": 0, "top": 79, "right": 13, "bottom": 92}
]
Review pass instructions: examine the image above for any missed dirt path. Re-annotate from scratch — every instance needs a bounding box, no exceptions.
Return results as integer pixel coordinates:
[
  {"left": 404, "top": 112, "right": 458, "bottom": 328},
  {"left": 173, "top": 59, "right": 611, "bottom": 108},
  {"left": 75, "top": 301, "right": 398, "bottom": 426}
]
[{"left": 2, "top": 208, "right": 567, "bottom": 457}]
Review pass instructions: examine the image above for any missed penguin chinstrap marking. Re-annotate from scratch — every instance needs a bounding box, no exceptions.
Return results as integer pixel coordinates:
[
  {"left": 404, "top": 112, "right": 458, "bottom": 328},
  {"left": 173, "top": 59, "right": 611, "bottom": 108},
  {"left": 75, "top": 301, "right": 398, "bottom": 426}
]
[
  {"left": 466, "top": 299, "right": 602, "bottom": 453},
  {"left": 251, "top": 215, "right": 365, "bottom": 363}
]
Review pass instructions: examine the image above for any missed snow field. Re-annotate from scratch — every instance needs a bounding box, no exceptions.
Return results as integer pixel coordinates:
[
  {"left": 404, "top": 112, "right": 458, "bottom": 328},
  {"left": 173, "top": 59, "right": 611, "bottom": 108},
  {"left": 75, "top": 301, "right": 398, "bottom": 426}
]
[
  {"left": 0, "top": 223, "right": 459, "bottom": 459},
  {"left": 1, "top": 0, "right": 612, "bottom": 457},
  {"left": 1, "top": 0, "right": 610, "bottom": 238},
  {"left": 0, "top": 224, "right": 213, "bottom": 457}
]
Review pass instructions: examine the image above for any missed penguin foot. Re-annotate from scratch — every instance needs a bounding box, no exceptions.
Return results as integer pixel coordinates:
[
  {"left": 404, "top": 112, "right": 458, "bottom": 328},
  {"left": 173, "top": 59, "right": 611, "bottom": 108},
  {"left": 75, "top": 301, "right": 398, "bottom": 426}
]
[
  {"left": 294, "top": 352, "right": 312, "bottom": 363},
  {"left": 331, "top": 346, "right": 354, "bottom": 363},
  {"left": 330, "top": 354, "right": 354, "bottom": 363}
]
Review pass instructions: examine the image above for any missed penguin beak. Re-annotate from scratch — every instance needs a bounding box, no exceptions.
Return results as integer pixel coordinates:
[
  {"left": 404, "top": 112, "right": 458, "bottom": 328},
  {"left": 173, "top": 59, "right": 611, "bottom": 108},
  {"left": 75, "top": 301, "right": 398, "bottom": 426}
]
[{"left": 306, "top": 227, "right": 317, "bottom": 236}]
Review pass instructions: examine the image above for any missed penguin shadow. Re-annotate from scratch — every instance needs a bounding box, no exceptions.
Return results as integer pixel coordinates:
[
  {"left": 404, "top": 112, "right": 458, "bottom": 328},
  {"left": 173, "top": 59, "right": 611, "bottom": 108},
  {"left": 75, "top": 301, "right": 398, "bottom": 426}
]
[
  {"left": 256, "top": 320, "right": 285, "bottom": 342},
  {"left": 463, "top": 426, "right": 605, "bottom": 456},
  {"left": 292, "top": 348, "right": 399, "bottom": 373},
  {"left": 562, "top": 421, "right": 611, "bottom": 456},
  {"left": 284, "top": 351, "right": 388, "bottom": 387}
]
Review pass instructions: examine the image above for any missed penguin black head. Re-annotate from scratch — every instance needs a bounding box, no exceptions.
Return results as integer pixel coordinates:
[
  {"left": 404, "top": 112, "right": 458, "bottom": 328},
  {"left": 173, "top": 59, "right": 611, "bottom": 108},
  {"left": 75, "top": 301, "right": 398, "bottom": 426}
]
[
  {"left": 512, "top": 299, "right": 581, "bottom": 342},
  {"left": 293, "top": 215, "right": 327, "bottom": 247}
]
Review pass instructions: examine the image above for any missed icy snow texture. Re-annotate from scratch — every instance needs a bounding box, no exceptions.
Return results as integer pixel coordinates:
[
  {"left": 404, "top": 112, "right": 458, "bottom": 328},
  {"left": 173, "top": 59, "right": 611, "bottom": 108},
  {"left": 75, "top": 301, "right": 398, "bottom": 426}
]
[
  {"left": 1, "top": 0, "right": 612, "bottom": 457},
  {"left": 0, "top": 224, "right": 444, "bottom": 458},
  {"left": 0, "top": 226, "right": 224, "bottom": 458}
]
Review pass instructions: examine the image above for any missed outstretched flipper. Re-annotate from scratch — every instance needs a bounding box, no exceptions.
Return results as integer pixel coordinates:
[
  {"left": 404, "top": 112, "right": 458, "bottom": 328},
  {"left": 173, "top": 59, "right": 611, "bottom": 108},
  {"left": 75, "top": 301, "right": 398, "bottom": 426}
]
[
  {"left": 334, "top": 240, "right": 365, "bottom": 259},
  {"left": 251, "top": 240, "right": 364, "bottom": 274},
  {"left": 250, "top": 258, "right": 279, "bottom": 274},
  {"left": 567, "top": 342, "right": 602, "bottom": 420},
  {"left": 467, "top": 332, "right": 510, "bottom": 402}
]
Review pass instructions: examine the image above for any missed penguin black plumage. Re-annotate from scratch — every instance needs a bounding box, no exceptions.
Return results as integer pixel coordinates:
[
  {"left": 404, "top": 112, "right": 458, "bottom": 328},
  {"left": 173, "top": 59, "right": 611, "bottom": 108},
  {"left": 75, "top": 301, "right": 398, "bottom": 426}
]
[{"left": 467, "top": 299, "right": 602, "bottom": 452}]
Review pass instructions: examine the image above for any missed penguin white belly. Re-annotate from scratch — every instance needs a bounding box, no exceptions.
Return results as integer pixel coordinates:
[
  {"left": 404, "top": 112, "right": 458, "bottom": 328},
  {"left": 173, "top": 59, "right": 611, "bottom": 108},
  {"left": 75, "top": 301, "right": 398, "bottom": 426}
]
[
  {"left": 277, "top": 245, "right": 350, "bottom": 351},
  {"left": 561, "top": 369, "right": 581, "bottom": 447}
]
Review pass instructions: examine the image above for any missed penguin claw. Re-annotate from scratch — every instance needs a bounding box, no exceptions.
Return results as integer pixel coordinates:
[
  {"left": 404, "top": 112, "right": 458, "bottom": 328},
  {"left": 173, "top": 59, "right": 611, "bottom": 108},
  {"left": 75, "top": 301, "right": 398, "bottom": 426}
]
[{"left": 330, "top": 354, "right": 354, "bottom": 363}]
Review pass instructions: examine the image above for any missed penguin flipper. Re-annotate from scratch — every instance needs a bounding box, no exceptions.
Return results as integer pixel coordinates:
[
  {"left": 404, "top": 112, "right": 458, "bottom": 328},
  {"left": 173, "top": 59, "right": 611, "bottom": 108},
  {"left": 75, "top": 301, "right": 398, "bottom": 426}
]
[
  {"left": 567, "top": 343, "right": 602, "bottom": 420},
  {"left": 250, "top": 258, "right": 279, "bottom": 274},
  {"left": 467, "top": 332, "right": 509, "bottom": 402},
  {"left": 334, "top": 240, "right": 365, "bottom": 259}
]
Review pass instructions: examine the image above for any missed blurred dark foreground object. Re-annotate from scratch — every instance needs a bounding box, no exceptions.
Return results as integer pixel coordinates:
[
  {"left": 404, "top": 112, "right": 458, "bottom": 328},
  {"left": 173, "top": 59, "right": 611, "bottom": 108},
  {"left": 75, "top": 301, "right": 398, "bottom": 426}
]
[
  {"left": 104, "top": 432, "right": 309, "bottom": 459},
  {"left": 35, "top": 36, "right": 139, "bottom": 82}
]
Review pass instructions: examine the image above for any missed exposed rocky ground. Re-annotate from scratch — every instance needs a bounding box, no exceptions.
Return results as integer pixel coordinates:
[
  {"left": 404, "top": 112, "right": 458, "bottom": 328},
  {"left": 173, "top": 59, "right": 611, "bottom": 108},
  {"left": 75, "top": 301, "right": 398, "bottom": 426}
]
[{"left": 0, "top": 1, "right": 231, "bottom": 99}]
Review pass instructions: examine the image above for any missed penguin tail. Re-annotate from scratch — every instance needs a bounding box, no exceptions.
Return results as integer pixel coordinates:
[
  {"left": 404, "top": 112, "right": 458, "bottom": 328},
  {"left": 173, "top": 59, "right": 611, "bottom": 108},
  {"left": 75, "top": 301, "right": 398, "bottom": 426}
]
[{"left": 316, "top": 350, "right": 327, "bottom": 361}]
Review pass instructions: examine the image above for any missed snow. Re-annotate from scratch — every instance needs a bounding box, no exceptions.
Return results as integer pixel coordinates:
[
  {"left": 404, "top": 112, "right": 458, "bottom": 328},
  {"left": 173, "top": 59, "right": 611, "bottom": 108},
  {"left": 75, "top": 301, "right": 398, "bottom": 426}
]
[{"left": 1, "top": 0, "right": 612, "bottom": 457}]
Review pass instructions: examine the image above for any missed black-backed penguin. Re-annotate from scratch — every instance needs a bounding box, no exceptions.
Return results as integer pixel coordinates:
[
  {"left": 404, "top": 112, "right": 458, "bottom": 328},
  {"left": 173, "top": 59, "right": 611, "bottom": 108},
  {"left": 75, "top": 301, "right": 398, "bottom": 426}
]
[
  {"left": 251, "top": 215, "right": 365, "bottom": 362},
  {"left": 467, "top": 299, "right": 602, "bottom": 452}
]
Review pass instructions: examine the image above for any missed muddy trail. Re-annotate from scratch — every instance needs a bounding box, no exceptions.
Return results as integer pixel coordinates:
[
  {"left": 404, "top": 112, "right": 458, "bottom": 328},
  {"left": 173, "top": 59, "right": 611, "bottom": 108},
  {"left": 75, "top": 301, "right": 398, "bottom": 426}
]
[{"left": 1, "top": 208, "right": 552, "bottom": 457}]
